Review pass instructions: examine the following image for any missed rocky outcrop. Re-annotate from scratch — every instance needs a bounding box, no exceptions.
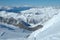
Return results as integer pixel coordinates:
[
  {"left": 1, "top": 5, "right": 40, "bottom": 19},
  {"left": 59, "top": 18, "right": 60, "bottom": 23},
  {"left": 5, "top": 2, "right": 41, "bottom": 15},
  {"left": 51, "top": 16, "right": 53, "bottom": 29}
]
[{"left": 0, "top": 16, "right": 43, "bottom": 31}]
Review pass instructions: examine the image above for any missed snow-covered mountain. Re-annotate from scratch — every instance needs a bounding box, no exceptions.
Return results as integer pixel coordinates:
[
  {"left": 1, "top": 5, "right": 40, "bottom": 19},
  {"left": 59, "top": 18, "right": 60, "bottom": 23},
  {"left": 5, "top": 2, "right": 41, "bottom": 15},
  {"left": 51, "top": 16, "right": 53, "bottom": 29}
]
[
  {"left": 0, "top": 7, "right": 60, "bottom": 26},
  {"left": 28, "top": 9, "right": 60, "bottom": 40},
  {"left": 0, "top": 6, "right": 32, "bottom": 13},
  {"left": 0, "top": 6, "right": 60, "bottom": 40}
]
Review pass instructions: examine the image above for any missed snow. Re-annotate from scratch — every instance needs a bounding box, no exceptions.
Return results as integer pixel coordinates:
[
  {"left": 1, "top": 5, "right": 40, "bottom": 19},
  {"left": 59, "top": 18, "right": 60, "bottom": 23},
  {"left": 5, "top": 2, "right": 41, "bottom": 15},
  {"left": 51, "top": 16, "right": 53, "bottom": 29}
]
[
  {"left": 0, "top": 7, "right": 59, "bottom": 27},
  {"left": 28, "top": 9, "right": 60, "bottom": 40},
  {"left": 0, "top": 7, "right": 60, "bottom": 40},
  {"left": 0, "top": 23, "right": 32, "bottom": 40}
]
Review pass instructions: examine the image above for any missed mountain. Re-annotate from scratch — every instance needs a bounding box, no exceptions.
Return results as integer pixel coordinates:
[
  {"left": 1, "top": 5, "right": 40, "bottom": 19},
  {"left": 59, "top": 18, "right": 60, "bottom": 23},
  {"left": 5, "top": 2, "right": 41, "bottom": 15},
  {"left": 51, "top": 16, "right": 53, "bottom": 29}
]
[
  {"left": 0, "top": 6, "right": 60, "bottom": 40},
  {"left": 0, "top": 6, "right": 32, "bottom": 13},
  {"left": 29, "top": 10, "right": 60, "bottom": 40},
  {"left": 0, "top": 7, "right": 60, "bottom": 26}
]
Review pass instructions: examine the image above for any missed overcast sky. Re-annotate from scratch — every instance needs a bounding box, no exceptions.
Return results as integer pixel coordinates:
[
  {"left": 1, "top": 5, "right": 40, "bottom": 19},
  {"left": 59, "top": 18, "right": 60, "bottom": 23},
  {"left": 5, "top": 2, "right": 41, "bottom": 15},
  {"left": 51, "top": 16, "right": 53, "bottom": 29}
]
[{"left": 0, "top": 0, "right": 60, "bottom": 7}]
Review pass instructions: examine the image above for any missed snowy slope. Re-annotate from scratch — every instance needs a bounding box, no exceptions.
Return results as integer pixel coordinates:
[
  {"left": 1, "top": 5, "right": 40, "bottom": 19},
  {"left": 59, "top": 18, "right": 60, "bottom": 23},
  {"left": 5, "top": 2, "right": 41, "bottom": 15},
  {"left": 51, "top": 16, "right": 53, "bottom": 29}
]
[
  {"left": 28, "top": 9, "right": 60, "bottom": 40},
  {"left": 0, "top": 7, "right": 60, "bottom": 40},
  {"left": 0, "top": 23, "right": 32, "bottom": 40}
]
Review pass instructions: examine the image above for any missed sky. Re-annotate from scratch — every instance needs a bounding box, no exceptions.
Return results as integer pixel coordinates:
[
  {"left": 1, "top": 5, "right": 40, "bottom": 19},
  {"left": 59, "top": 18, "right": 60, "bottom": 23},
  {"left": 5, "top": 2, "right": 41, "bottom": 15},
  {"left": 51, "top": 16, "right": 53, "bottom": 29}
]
[{"left": 0, "top": 0, "right": 60, "bottom": 7}]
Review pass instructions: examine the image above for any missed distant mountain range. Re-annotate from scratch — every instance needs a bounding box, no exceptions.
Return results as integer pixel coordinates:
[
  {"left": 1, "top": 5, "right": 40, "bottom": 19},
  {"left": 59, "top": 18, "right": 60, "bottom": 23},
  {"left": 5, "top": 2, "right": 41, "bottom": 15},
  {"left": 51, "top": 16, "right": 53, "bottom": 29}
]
[{"left": 0, "top": 6, "right": 32, "bottom": 13}]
